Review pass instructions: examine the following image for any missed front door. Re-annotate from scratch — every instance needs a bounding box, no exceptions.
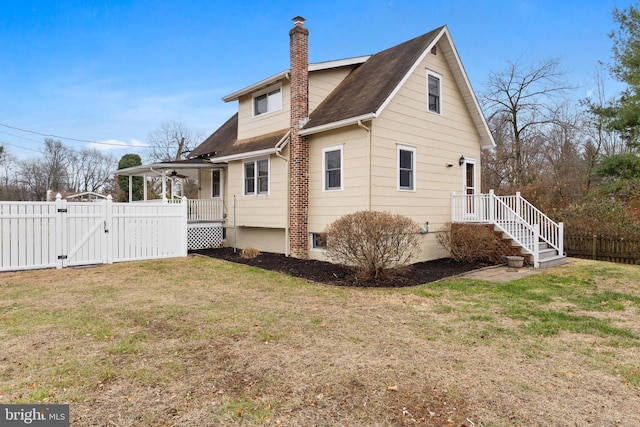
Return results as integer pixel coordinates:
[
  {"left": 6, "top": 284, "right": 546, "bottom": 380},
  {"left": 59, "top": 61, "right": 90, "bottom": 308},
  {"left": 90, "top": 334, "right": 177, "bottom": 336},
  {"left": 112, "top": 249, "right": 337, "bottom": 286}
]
[{"left": 462, "top": 158, "right": 476, "bottom": 217}]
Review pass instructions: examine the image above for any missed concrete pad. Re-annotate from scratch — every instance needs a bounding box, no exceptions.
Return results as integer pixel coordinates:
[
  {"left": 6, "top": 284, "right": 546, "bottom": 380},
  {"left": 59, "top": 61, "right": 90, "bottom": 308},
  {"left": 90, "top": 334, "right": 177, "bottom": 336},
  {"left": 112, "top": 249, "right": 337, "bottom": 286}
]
[{"left": 459, "top": 265, "right": 545, "bottom": 282}]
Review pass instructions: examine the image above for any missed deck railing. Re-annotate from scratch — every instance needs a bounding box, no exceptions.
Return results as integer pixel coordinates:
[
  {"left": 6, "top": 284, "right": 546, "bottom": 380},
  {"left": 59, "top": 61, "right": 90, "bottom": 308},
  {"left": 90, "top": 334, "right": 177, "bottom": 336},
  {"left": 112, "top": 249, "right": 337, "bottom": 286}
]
[
  {"left": 451, "top": 190, "right": 563, "bottom": 267},
  {"left": 131, "top": 198, "right": 224, "bottom": 222}
]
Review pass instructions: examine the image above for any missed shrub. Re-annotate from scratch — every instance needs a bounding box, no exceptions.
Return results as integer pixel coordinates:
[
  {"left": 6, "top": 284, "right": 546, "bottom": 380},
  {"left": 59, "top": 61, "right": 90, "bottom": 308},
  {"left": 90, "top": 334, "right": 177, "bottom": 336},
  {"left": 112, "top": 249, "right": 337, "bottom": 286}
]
[
  {"left": 436, "top": 223, "right": 498, "bottom": 263},
  {"left": 241, "top": 247, "right": 260, "bottom": 259},
  {"left": 324, "top": 211, "right": 421, "bottom": 279}
]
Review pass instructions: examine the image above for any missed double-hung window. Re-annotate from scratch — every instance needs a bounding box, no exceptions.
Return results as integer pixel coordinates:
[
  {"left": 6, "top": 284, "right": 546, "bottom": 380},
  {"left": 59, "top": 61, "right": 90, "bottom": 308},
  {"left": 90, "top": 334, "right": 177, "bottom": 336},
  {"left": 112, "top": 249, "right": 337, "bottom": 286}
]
[
  {"left": 398, "top": 145, "right": 416, "bottom": 191},
  {"left": 322, "top": 145, "right": 343, "bottom": 191},
  {"left": 427, "top": 70, "right": 441, "bottom": 114},
  {"left": 253, "top": 85, "right": 282, "bottom": 117},
  {"left": 244, "top": 159, "right": 269, "bottom": 195}
]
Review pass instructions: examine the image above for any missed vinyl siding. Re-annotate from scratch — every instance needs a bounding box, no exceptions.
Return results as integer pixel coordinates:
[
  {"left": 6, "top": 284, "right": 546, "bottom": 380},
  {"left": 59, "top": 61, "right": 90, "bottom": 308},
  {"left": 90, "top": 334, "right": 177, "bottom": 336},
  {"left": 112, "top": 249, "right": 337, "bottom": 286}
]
[
  {"left": 235, "top": 68, "right": 354, "bottom": 141},
  {"left": 225, "top": 151, "right": 289, "bottom": 228},
  {"left": 370, "top": 41, "right": 482, "bottom": 238},
  {"left": 309, "top": 68, "right": 353, "bottom": 113},
  {"left": 308, "top": 126, "right": 370, "bottom": 232},
  {"left": 237, "top": 81, "right": 291, "bottom": 140}
]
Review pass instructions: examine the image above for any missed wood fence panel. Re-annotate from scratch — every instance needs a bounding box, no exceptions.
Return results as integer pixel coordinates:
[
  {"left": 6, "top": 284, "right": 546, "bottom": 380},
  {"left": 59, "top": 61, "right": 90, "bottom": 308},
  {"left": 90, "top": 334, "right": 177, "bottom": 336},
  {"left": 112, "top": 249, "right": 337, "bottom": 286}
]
[{"left": 565, "top": 234, "right": 640, "bottom": 265}]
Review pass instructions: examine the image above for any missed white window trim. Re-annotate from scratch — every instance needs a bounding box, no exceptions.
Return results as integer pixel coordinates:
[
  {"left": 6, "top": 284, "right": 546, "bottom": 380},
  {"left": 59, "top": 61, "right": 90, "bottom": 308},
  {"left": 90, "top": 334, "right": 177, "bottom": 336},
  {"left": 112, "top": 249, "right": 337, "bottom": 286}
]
[
  {"left": 243, "top": 157, "right": 270, "bottom": 196},
  {"left": 252, "top": 83, "right": 283, "bottom": 118},
  {"left": 397, "top": 144, "right": 416, "bottom": 192},
  {"left": 426, "top": 69, "right": 442, "bottom": 115},
  {"left": 322, "top": 144, "right": 344, "bottom": 192},
  {"left": 211, "top": 169, "right": 223, "bottom": 199}
]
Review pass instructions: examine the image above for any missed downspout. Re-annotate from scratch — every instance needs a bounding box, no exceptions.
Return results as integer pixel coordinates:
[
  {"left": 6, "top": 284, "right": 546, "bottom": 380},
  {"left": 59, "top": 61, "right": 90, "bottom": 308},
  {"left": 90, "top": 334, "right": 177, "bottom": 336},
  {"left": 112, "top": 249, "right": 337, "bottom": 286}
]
[
  {"left": 358, "top": 120, "right": 372, "bottom": 211},
  {"left": 275, "top": 133, "right": 291, "bottom": 256}
]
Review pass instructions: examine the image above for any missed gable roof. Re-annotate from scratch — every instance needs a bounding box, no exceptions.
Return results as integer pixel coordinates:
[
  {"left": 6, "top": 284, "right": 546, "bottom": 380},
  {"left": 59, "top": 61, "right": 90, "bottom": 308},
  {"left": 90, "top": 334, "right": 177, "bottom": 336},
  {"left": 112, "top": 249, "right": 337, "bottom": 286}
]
[
  {"left": 300, "top": 26, "right": 443, "bottom": 133},
  {"left": 299, "top": 26, "right": 495, "bottom": 149},
  {"left": 189, "top": 113, "right": 289, "bottom": 162},
  {"left": 190, "top": 24, "right": 494, "bottom": 160}
]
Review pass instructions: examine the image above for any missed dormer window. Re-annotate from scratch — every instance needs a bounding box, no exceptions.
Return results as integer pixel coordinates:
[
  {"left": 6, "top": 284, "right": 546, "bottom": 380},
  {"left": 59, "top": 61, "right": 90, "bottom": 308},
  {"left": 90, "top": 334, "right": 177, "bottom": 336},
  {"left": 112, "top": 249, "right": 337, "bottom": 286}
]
[{"left": 253, "top": 84, "right": 282, "bottom": 117}]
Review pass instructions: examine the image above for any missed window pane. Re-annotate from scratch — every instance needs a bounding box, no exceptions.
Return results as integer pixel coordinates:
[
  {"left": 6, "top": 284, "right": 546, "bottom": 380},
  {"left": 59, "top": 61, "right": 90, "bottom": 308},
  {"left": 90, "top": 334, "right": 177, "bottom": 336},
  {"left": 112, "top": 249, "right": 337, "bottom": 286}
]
[
  {"left": 324, "top": 149, "right": 341, "bottom": 190},
  {"left": 257, "top": 160, "right": 269, "bottom": 194},
  {"left": 327, "top": 170, "right": 341, "bottom": 189},
  {"left": 400, "top": 170, "right": 412, "bottom": 189},
  {"left": 399, "top": 148, "right": 414, "bottom": 189},
  {"left": 267, "top": 89, "right": 282, "bottom": 111},
  {"left": 255, "top": 94, "right": 268, "bottom": 115},
  {"left": 428, "top": 75, "right": 440, "bottom": 113},
  {"left": 326, "top": 150, "right": 340, "bottom": 169},
  {"left": 245, "top": 163, "right": 255, "bottom": 194},
  {"left": 428, "top": 75, "right": 440, "bottom": 95},
  {"left": 399, "top": 149, "right": 412, "bottom": 169},
  {"left": 212, "top": 170, "right": 221, "bottom": 197}
]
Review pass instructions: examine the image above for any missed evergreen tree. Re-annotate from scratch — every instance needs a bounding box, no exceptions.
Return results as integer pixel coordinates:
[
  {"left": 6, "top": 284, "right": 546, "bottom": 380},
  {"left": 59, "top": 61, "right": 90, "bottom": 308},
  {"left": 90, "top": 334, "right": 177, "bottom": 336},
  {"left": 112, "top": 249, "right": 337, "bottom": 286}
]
[{"left": 117, "top": 154, "right": 144, "bottom": 201}]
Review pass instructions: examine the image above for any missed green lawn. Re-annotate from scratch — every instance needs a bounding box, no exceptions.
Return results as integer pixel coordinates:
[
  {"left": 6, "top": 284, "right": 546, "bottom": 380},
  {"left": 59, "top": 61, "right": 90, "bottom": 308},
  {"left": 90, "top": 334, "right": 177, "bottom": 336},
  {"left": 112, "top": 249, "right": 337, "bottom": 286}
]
[{"left": 0, "top": 256, "right": 639, "bottom": 426}]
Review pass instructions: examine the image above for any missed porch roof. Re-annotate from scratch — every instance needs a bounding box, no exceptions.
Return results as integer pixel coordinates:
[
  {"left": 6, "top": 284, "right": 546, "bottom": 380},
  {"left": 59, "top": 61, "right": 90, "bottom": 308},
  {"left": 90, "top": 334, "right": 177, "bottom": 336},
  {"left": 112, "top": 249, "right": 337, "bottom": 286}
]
[{"left": 116, "top": 158, "right": 217, "bottom": 180}]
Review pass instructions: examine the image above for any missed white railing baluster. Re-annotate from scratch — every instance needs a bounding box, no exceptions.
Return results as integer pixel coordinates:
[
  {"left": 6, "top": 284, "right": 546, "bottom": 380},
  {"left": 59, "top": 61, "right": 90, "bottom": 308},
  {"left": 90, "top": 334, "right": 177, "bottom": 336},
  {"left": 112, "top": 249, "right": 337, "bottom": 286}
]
[{"left": 451, "top": 190, "right": 563, "bottom": 267}]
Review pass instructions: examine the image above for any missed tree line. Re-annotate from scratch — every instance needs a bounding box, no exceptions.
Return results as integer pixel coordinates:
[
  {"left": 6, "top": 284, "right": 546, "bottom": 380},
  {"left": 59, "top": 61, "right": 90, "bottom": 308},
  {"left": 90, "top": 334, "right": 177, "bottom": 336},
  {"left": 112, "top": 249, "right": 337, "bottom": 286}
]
[{"left": 2, "top": 4, "right": 640, "bottom": 238}]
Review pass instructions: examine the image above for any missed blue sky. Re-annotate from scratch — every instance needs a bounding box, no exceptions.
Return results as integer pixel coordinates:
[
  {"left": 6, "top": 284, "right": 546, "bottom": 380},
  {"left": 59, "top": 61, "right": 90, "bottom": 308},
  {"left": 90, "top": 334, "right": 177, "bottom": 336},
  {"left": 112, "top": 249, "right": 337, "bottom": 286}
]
[{"left": 0, "top": 0, "right": 628, "bottom": 161}]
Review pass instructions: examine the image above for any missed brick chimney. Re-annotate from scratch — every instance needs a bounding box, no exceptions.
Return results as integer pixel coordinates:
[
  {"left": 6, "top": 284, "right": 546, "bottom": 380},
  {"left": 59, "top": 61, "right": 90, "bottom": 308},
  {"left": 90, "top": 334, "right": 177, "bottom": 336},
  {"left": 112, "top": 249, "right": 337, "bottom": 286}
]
[{"left": 289, "top": 16, "right": 309, "bottom": 259}]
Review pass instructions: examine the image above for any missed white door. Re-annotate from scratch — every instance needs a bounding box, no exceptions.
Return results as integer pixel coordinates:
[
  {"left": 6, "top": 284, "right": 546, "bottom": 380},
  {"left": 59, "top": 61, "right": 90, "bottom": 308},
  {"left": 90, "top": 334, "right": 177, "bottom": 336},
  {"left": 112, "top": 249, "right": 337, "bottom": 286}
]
[{"left": 462, "top": 158, "right": 476, "bottom": 217}]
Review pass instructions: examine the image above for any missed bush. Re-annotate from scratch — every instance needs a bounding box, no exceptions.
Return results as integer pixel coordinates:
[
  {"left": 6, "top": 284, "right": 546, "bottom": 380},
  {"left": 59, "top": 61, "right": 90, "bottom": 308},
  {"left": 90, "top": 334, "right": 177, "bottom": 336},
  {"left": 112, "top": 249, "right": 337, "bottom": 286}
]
[
  {"left": 241, "top": 247, "right": 260, "bottom": 259},
  {"left": 324, "top": 211, "right": 421, "bottom": 279},
  {"left": 436, "top": 223, "right": 498, "bottom": 263}
]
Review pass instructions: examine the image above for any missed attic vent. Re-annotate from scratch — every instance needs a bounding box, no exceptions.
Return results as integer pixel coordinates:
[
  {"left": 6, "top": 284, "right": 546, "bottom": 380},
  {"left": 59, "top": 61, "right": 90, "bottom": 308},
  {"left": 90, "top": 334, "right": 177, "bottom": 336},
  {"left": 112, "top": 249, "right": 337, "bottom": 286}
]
[{"left": 431, "top": 46, "right": 437, "bottom": 55}]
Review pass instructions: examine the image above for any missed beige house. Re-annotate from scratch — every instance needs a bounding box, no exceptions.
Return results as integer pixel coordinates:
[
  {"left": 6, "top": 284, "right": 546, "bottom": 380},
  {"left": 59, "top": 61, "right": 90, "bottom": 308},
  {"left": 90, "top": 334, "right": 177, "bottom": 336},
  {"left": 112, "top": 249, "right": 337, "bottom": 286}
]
[{"left": 119, "top": 17, "right": 565, "bottom": 267}]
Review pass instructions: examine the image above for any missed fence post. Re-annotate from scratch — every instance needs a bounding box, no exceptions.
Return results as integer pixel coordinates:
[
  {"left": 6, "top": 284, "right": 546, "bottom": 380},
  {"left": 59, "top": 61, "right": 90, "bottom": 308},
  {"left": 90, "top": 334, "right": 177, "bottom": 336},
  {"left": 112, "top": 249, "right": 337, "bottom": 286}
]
[
  {"left": 592, "top": 234, "right": 597, "bottom": 260},
  {"left": 181, "top": 196, "right": 188, "bottom": 256},
  {"left": 489, "top": 189, "right": 495, "bottom": 223},
  {"left": 55, "top": 194, "right": 66, "bottom": 269},
  {"left": 558, "top": 222, "right": 564, "bottom": 255},
  {"left": 451, "top": 192, "right": 456, "bottom": 222},
  {"left": 104, "top": 195, "right": 113, "bottom": 264}
]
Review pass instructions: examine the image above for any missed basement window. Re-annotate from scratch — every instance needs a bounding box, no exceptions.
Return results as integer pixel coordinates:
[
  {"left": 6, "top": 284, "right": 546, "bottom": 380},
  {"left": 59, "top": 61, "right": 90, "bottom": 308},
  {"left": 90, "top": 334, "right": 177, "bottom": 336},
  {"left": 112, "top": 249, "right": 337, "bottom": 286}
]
[{"left": 311, "top": 233, "right": 327, "bottom": 250}]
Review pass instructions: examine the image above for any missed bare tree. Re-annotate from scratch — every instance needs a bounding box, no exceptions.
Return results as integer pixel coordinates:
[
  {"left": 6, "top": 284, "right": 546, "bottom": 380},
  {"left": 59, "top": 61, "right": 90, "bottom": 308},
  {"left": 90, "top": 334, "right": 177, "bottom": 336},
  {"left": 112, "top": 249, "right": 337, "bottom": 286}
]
[
  {"left": 18, "top": 158, "right": 50, "bottom": 200},
  {"left": 67, "top": 148, "right": 116, "bottom": 193},
  {"left": 146, "top": 120, "right": 203, "bottom": 162},
  {"left": 482, "top": 58, "right": 575, "bottom": 188}
]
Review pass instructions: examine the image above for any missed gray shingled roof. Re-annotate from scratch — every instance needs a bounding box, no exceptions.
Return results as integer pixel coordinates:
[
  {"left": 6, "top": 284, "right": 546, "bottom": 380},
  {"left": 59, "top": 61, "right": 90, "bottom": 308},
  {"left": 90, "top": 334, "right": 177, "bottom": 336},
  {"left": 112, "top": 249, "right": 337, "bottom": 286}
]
[
  {"left": 302, "top": 26, "right": 443, "bottom": 131},
  {"left": 189, "top": 113, "right": 288, "bottom": 160}
]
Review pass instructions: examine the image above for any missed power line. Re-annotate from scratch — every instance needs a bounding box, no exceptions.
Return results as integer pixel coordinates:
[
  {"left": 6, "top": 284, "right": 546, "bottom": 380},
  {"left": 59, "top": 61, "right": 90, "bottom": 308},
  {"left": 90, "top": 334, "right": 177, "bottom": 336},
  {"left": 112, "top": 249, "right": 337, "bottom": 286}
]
[{"left": 0, "top": 122, "right": 151, "bottom": 148}]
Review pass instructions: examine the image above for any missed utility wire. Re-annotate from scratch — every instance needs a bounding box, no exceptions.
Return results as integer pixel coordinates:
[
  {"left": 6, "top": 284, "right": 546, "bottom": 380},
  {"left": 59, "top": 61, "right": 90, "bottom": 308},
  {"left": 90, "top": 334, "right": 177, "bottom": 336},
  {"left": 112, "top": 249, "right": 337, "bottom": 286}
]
[{"left": 0, "top": 122, "right": 151, "bottom": 148}]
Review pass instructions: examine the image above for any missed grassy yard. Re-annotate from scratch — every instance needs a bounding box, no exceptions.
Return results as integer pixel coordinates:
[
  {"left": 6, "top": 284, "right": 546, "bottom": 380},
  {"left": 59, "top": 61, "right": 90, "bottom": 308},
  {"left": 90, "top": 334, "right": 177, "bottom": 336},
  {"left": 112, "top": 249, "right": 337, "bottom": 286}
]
[{"left": 0, "top": 256, "right": 639, "bottom": 426}]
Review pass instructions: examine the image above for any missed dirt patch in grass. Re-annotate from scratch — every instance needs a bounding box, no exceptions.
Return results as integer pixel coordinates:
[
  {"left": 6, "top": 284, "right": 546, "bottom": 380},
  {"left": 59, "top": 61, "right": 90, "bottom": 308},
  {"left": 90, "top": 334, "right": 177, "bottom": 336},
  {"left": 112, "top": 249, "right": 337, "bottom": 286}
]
[{"left": 192, "top": 247, "right": 489, "bottom": 287}]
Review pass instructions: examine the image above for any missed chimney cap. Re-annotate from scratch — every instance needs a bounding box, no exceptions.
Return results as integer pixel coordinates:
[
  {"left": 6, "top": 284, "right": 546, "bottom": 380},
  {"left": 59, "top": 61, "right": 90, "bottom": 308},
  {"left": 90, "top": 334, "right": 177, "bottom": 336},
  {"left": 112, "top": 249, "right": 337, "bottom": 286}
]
[{"left": 292, "top": 16, "right": 306, "bottom": 26}]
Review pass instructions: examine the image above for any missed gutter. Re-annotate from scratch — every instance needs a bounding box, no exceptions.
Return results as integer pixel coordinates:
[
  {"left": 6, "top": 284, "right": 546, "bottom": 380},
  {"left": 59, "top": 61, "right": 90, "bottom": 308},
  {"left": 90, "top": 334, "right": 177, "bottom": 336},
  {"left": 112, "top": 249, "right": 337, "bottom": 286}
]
[
  {"left": 274, "top": 132, "right": 291, "bottom": 256},
  {"left": 357, "top": 120, "right": 372, "bottom": 211},
  {"left": 298, "top": 113, "right": 376, "bottom": 136}
]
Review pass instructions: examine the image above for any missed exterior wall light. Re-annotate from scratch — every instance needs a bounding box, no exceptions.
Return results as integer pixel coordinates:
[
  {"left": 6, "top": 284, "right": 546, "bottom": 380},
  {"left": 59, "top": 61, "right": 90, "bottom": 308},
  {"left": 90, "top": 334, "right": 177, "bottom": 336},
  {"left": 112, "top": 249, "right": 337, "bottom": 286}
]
[{"left": 459, "top": 155, "right": 465, "bottom": 166}]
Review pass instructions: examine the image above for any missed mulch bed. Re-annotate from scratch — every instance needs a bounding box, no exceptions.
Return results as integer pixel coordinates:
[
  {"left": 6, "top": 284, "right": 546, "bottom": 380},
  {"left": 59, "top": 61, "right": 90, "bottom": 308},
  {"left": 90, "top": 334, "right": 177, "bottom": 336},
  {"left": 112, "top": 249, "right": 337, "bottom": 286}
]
[{"left": 191, "top": 247, "right": 491, "bottom": 287}]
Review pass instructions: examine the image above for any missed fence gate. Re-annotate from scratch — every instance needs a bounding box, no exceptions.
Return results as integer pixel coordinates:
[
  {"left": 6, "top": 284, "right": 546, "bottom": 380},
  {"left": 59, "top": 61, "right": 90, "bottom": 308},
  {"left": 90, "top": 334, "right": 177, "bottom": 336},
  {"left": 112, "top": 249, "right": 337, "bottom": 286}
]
[
  {"left": 0, "top": 195, "right": 187, "bottom": 272},
  {"left": 60, "top": 200, "right": 109, "bottom": 267}
]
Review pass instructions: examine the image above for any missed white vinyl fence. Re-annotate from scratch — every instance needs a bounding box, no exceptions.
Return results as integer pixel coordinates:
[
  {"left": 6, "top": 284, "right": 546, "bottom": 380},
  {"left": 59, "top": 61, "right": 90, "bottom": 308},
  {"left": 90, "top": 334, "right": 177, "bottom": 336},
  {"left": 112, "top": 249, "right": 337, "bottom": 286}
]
[{"left": 0, "top": 194, "right": 187, "bottom": 272}]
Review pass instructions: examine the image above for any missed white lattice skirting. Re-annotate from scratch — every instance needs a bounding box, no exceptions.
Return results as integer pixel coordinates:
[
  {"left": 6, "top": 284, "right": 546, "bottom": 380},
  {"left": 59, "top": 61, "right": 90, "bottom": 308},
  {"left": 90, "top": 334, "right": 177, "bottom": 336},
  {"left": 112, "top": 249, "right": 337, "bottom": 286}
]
[{"left": 187, "top": 223, "right": 224, "bottom": 250}]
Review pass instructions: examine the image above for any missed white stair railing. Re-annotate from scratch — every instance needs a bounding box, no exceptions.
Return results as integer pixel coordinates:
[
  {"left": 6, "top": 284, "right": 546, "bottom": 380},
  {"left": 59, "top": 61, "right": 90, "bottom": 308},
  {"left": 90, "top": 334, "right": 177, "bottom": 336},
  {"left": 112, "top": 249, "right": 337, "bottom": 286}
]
[{"left": 451, "top": 190, "right": 563, "bottom": 268}]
